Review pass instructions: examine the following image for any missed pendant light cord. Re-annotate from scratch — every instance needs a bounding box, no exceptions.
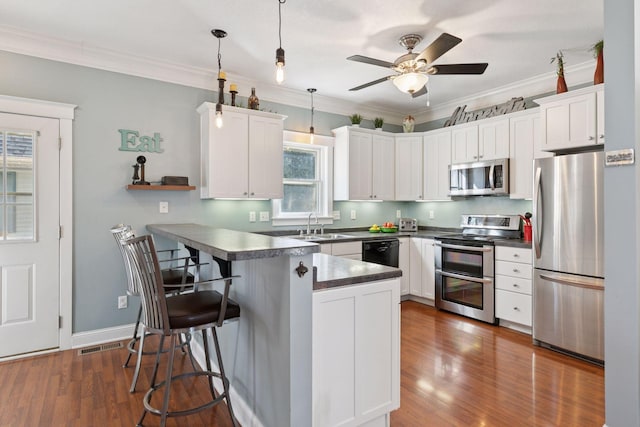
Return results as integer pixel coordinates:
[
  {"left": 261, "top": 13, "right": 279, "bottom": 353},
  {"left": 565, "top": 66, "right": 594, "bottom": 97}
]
[
  {"left": 217, "top": 37, "right": 222, "bottom": 72},
  {"left": 311, "top": 91, "right": 315, "bottom": 128},
  {"left": 278, "top": 0, "right": 285, "bottom": 49}
]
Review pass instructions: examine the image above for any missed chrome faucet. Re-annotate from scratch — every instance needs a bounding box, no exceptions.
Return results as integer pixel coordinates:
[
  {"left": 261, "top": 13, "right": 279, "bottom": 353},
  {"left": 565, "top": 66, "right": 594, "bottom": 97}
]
[{"left": 307, "top": 212, "right": 318, "bottom": 235}]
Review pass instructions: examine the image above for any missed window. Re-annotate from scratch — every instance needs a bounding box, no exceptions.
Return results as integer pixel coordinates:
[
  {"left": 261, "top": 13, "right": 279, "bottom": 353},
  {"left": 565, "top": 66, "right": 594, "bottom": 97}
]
[
  {"left": 0, "top": 130, "right": 34, "bottom": 240},
  {"left": 272, "top": 131, "right": 333, "bottom": 226}
]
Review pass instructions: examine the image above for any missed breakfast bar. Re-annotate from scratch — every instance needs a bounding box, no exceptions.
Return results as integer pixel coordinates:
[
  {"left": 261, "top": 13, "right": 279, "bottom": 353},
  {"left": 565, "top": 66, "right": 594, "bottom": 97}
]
[{"left": 147, "top": 223, "right": 402, "bottom": 427}]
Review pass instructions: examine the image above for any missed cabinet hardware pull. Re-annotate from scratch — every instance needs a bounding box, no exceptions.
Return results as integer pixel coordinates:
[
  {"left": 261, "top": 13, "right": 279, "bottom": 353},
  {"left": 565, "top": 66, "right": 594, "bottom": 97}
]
[
  {"left": 513, "top": 269, "right": 520, "bottom": 273},
  {"left": 513, "top": 307, "right": 519, "bottom": 311},
  {"left": 589, "top": 136, "right": 595, "bottom": 140},
  {"left": 599, "top": 134, "right": 605, "bottom": 139},
  {"left": 513, "top": 253, "right": 519, "bottom": 257},
  {"left": 512, "top": 284, "right": 519, "bottom": 287}
]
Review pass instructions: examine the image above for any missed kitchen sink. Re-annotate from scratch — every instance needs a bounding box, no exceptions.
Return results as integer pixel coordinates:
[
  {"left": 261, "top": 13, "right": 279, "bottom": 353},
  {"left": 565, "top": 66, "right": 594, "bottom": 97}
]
[{"left": 287, "top": 233, "right": 353, "bottom": 241}]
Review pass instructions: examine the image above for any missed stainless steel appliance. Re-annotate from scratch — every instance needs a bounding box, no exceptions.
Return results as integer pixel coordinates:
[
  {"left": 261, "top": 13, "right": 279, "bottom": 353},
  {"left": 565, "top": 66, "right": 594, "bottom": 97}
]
[
  {"left": 363, "top": 239, "right": 399, "bottom": 267},
  {"left": 532, "top": 151, "right": 604, "bottom": 363},
  {"left": 435, "top": 214, "right": 521, "bottom": 324},
  {"left": 449, "top": 158, "right": 509, "bottom": 197},
  {"left": 398, "top": 217, "right": 417, "bottom": 232}
]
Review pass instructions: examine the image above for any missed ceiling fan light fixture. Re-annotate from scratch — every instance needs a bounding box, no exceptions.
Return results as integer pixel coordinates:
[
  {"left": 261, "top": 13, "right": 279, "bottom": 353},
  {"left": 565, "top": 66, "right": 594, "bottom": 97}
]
[{"left": 392, "top": 72, "right": 429, "bottom": 94}]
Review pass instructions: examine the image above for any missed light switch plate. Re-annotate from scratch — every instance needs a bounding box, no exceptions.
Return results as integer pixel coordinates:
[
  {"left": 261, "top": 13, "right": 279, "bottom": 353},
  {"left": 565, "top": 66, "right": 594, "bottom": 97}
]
[
  {"left": 259, "top": 211, "right": 270, "bottom": 222},
  {"left": 396, "top": 210, "right": 402, "bottom": 218},
  {"left": 249, "top": 211, "right": 256, "bottom": 222},
  {"left": 429, "top": 210, "right": 435, "bottom": 219},
  {"left": 350, "top": 210, "right": 357, "bottom": 220},
  {"left": 118, "top": 295, "right": 127, "bottom": 309},
  {"left": 159, "top": 201, "right": 169, "bottom": 214}
]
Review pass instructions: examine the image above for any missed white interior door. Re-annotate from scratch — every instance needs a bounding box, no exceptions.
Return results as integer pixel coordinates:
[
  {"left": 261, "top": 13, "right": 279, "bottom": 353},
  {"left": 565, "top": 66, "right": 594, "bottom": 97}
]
[{"left": 0, "top": 113, "right": 60, "bottom": 358}]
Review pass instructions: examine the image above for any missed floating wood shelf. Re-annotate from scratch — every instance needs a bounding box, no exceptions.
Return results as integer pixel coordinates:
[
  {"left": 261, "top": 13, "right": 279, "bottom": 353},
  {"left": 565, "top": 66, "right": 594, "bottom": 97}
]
[{"left": 126, "top": 185, "right": 196, "bottom": 191}]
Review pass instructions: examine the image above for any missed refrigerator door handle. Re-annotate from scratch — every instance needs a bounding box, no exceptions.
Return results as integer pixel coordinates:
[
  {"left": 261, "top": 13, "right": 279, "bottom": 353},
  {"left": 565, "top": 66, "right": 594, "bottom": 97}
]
[
  {"left": 489, "top": 164, "right": 495, "bottom": 190},
  {"left": 533, "top": 166, "right": 543, "bottom": 258},
  {"left": 539, "top": 272, "right": 604, "bottom": 291}
]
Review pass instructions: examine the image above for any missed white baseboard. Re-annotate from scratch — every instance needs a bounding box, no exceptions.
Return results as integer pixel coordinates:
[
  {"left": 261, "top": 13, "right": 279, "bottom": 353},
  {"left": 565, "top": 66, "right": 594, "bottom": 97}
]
[{"left": 71, "top": 323, "right": 134, "bottom": 349}]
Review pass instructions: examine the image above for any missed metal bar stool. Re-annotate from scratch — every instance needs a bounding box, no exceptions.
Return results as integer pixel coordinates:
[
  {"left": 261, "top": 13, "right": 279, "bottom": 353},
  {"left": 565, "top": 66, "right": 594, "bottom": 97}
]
[
  {"left": 110, "top": 224, "right": 206, "bottom": 392},
  {"left": 121, "top": 234, "right": 240, "bottom": 427}
]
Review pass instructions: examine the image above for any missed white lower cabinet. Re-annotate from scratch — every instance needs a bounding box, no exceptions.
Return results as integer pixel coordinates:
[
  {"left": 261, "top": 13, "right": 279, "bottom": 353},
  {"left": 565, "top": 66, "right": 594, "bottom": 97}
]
[
  {"left": 409, "top": 237, "right": 435, "bottom": 300},
  {"left": 398, "top": 237, "right": 410, "bottom": 295},
  {"left": 323, "top": 241, "right": 362, "bottom": 260},
  {"left": 495, "top": 246, "right": 533, "bottom": 329},
  {"left": 313, "top": 278, "right": 400, "bottom": 427}
]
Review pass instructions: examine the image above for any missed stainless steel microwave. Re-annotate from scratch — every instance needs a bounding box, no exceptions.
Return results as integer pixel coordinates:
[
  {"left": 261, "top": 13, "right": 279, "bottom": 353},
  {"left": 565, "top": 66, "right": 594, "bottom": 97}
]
[{"left": 449, "top": 158, "right": 509, "bottom": 196}]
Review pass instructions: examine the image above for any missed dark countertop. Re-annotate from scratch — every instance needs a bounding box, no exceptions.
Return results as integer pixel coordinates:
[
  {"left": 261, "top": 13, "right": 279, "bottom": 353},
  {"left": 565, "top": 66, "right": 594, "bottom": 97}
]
[
  {"left": 147, "top": 223, "right": 320, "bottom": 261},
  {"left": 312, "top": 253, "right": 402, "bottom": 291},
  {"left": 493, "top": 239, "right": 532, "bottom": 249}
]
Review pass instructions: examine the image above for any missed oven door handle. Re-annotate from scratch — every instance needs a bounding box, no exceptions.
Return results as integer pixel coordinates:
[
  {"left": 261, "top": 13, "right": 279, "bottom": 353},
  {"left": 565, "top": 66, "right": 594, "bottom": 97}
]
[
  {"left": 435, "top": 241, "right": 493, "bottom": 253},
  {"left": 438, "top": 270, "right": 493, "bottom": 284}
]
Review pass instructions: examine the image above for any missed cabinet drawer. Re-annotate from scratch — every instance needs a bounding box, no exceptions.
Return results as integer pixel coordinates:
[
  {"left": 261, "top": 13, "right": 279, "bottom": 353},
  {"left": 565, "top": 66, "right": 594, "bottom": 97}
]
[
  {"left": 496, "top": 289, "right": 532, "bottom": 326},
  {"left": 496, "top": 275, "right": 532, "bottom": 295},
  {"left": 495, "top": 246, "right": 532, "bottom": 263},
  {"left": 495, "top": 260, "right": 532, "bottom": 280},
  {"left": 331, "top": 241, "right": 362, "bottom": 256}
]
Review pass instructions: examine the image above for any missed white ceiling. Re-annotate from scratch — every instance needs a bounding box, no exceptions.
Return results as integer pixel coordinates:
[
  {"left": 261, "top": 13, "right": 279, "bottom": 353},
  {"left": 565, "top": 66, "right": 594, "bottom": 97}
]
[{"left": 0, "top": 0, "right": 603, "bottom": 124}]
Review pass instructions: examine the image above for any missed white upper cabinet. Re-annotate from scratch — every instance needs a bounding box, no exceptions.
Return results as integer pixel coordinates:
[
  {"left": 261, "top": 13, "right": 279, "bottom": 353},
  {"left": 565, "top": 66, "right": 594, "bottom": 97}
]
[
  {"left": 198, "top": 103, "right": 286, "bottom": 199},
  {"left": 478, "top": 117, "right": 510, "bottom": 160},
  {"left": 534, "top": 84, "right": 603, "bottom": 152},
  {"left": 395, "top": 135, "right": 423, "bottom": 201},
  {"left": 423, "top": 128, "right": 452, "bottom": 201},
  {"left": 508, "top": 109, "right": 539, "bottom": 200},
  {"left": 451, "top": 123, "right": 479, "bottom": 164},
  {"left": 333, "top": 126, "right": 395, "bottom": 201}
]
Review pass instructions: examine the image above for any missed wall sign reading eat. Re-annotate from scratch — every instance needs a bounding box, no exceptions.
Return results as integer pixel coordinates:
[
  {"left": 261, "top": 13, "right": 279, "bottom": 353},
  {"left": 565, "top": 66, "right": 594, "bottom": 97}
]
[{"left": 118, "top": 129, "right": 164, "bottom": 153}]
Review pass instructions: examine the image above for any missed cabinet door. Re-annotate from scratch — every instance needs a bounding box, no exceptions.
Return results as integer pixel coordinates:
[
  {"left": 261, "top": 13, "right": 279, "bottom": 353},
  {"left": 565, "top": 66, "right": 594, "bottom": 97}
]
[
  {"left": 451, "top": 125, "right": 478, "bottom": 164},
  {"left": 540, "top": 93, "right": 596, "bottom": 151},
  {"left": 395, "top": 136, "right": 423, "bottom": 200},
  {"left": 409, "top": 238, "right": 423, "bottom": 296},
  {"left": 398, "top": 237, "right": 410, "bottom": 295},
  {"left": 248, "top": 115, "right": 284, "bottom": 198},
  {"left": 349, "top": 132, "right": 373, "bottom": 200},
  {"left": 423, "top": 130, "right": 452, "bottom": 200},
  {"left": 372, "top": 134, "right": 395, "bottom": 200},
  {"left": 596, "top": 89, "right": 605, "bottom": 145},
  {"left": 509, "top": 112, "right": 536, "bottom": 199},
  {"left": 201, "top": 110, "right": 249, "bottom": 198},
  {"left": 421, "top": 238, "right": 435, "bottom": 299},
  {"left": 478, "top": 118, "right": 509, "bottom": 160}
]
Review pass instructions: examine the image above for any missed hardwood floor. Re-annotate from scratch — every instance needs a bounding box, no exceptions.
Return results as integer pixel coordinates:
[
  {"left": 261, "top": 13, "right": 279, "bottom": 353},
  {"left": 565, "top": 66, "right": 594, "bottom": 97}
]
[{"left": 0, "top": 301, "right": 604, "bottom": 426}]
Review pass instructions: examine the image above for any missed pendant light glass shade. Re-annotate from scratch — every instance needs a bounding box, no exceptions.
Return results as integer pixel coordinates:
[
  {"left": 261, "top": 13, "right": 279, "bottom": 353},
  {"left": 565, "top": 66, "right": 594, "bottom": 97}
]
[{"left": 392, "top": 72, "right": 429, "bottom": 94}]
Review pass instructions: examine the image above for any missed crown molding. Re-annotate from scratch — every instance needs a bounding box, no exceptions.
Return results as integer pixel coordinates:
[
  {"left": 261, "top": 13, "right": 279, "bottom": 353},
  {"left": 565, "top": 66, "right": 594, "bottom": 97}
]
[{"left": 0, "top": 25, "right": 597, "bottom": 126}]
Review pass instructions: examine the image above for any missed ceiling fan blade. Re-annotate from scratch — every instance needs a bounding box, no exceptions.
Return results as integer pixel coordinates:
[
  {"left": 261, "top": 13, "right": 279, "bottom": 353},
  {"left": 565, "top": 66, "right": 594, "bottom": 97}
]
[
  {"left": 411, "top": 86, "right": 428, "bottom": 98},
  {"left": 427, "top": 63, "right": 489, "bottom": 75},
  {"left": 349, "top": 76, "right": 394, "bottom": 91},
  {"left": 347, "top": 55, "right": 395, "bottom": 69},
  {"left": 415, "top": 33, "right": 462, "bottom": 64}
]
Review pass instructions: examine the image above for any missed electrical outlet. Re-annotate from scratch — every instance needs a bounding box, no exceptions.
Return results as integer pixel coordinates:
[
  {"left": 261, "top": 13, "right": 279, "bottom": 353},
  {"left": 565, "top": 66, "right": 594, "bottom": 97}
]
[
  {"left": 249, "top": 211, "right": 256, "bottom": 222},
  {"left": 429, "top": 210, "right": 435, "bottom": 220},
  {"left": 332, "top": 210, "right": 341, "bottom": 220},
  {"left": 118, "top": 295, "right": 128, "bottom": 309},
  {"left": 259, "top": 211, "right": 270, "bottom": 222},
  {"left": 159, "top": 201, "right": 169, "bottom": 214},
  {"left": 396, "top": 210, "right": 402, "bottom": 218},
  {"left": 350, "top": 210, "right": 357, "bottom": 220}
]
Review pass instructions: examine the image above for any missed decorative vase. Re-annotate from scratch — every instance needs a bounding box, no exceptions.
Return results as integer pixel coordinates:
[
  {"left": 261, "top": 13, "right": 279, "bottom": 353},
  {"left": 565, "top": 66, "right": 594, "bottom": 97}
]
[
  {"left": 248, "top": 87, "right": 259, "bottom": 110},
  {"left": 556, "top": 74, "right": 568, "bottom": 94},
  {"left": 402, "top": 116, "right": 415, "bottom": 133},
  {"left": 594, "top": 49, "right": 604, "bottom": 85}
]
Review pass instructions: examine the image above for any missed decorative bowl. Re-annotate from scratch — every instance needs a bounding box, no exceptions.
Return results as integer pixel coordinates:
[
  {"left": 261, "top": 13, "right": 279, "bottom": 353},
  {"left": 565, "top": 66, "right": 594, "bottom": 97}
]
[{"left": 381, "top": 227, "right": 398, "bottom": 233}]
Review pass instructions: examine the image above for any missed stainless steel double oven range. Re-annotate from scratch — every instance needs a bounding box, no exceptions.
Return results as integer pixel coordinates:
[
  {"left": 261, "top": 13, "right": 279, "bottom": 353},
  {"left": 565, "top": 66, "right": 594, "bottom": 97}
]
[{"left": 434, "top": 214, "right": 521, "bottom": 324}]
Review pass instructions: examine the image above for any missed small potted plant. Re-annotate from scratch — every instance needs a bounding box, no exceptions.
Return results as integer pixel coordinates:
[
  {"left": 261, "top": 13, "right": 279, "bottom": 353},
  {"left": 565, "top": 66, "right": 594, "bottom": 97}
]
[
  {"left": 550, "top": 50, "right": 568, "bottom": 94},
  {"left": 591, "top": 40, "right": 604, "bottom": 85},
  {"left": 349, "top": 113, "right": 362, "bottom": 127},
  {"left": 374, "top": 117, "right": 384, "bottom": 130}
]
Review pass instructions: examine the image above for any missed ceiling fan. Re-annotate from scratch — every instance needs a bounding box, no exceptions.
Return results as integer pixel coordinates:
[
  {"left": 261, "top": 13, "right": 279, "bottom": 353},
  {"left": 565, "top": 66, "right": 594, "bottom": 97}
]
[{"left": 348, "top": 33, "right": 488, "bottom": 98}]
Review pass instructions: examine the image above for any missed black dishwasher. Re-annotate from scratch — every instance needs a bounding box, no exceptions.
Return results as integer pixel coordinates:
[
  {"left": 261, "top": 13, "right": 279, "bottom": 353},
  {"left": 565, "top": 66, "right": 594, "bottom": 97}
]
[{"left": 362, "top": 239, "right": 399, "bottom": 268}]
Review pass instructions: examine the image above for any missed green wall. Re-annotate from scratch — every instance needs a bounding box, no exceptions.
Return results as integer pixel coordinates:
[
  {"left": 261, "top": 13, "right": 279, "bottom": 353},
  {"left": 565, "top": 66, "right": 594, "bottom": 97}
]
[{"left": 0, "top": 49, "right": 531, "bottom": 333}]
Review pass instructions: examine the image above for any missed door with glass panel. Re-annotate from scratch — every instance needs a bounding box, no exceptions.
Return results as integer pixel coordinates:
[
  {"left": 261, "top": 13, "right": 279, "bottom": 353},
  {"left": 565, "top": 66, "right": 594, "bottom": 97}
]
[{"left": 0, "top": 113, "right": 60, "bottom": 358}]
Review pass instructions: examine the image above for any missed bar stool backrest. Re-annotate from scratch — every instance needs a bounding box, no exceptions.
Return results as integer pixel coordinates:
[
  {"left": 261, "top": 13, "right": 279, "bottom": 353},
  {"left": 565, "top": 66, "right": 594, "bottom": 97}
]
[
  {"left": 122, "top": 234, "right": 171, "bottom": 335},
  {"left": 110, "top": 224, "right": 139, "bottom": 296}
]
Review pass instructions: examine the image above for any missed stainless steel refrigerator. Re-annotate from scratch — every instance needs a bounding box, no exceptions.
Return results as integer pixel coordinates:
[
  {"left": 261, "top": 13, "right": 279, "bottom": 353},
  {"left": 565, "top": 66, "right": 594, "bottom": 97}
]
[{"left": 532, "top": 151, "right": 604, "bottom": 362}]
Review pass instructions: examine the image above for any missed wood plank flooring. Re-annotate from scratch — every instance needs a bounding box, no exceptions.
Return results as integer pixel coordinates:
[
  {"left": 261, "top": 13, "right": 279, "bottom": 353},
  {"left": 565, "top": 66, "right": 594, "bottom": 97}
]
[{"left": 0, "top": 301, "right": 604, "bottom": 426}]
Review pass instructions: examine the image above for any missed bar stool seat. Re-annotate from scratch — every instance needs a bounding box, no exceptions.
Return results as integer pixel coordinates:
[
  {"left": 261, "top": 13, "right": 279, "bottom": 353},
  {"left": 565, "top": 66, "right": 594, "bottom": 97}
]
[{"left": 167, "top": 291, "right": 240, "bottom": 328}]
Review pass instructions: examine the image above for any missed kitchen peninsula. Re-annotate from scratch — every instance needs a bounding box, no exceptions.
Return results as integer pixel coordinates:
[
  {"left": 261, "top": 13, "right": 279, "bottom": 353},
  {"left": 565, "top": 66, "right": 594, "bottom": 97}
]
[{"left": 147, "top": 223, "right": 401, "bottom": 427}]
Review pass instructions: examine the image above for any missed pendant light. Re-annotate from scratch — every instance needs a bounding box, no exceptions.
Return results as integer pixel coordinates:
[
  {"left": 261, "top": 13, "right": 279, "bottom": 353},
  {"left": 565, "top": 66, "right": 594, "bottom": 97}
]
[
  {"left": 212, "top": 29, "right": 227, "bottom": 128},
  {"left": 275, "top": 0, "right": 286, "bottom": 84},
  {"left": 307, "top": 88, "right": 316, "bottom": 144}
]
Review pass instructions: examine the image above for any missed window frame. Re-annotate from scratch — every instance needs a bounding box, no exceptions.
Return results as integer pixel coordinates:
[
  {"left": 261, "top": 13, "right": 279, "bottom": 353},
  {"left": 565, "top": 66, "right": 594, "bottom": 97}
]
[{"left": 272, "top": 131, "right": 334, "bottom": 227}]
